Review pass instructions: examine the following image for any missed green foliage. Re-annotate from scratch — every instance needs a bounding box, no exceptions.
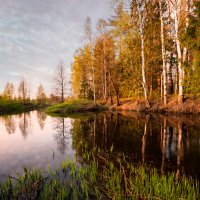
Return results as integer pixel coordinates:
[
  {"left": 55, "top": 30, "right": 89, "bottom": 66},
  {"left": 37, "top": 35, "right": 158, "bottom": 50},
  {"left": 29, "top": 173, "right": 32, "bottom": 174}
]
[
  {"left": 0, "top": 150, "right": 199, "bottom": 200},
  {"left": 71, "top": 46, "right": 93, "bottom": 99},
  {"left": 45, "top": 99, "right": 108, "bottom": 115},
  {"left": 182, "top": 1, "right": 200, "bottom": 97},
  {"left": 0, "top": 98, "right": 39, "bottom": 115},
  {"left": 70, "top": 0, "right": 199, "bottom": 103}
]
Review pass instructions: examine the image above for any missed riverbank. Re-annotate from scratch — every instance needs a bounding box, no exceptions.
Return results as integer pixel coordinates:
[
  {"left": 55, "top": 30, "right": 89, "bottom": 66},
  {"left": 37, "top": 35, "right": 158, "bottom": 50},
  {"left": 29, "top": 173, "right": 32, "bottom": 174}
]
[
  {"left": 111, "top": 97, "right": 200, "bottom": 114},
  {"left": 0, "top": 100, "right": 40, "bottom": 115},
  {"left": 0, "top": 150, "right": 199, "bottom": 200},
  {"left": 45, "top": 99, "right": 108, "bottom": 116}
]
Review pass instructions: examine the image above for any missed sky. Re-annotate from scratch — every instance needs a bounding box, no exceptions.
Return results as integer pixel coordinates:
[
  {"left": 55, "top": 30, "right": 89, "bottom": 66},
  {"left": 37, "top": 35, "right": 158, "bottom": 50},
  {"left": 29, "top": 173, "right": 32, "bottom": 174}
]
[{"left": 0, "top": 0, "right": 113, "bottom": 97}]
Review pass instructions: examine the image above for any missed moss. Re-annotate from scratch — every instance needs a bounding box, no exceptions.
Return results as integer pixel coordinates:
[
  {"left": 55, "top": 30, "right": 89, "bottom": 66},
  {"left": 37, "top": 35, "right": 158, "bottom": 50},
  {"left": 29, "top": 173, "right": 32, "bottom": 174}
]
[{"left": 45, "top": 99, "right": 108, "bottom": 115}]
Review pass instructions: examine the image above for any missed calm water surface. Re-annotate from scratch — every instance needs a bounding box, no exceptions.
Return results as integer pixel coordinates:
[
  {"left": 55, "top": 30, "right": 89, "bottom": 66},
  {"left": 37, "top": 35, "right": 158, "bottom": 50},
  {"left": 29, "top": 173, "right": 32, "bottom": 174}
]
[{"left": 0, "top": 110, "right": 200, "bottom": 181}]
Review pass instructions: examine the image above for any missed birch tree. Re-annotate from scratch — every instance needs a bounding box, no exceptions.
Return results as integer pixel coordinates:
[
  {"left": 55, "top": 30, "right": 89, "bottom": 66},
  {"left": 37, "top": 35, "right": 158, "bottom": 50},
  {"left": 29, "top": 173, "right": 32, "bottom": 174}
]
[
  {"left": 97, "top": 19, "right": 108, "bottom": 101},
  {"left": 172, "top": 0, "right": 183, "bottom": 104},
  {"left": 182, "top": 0, "right": 190, "bottom": 76},
  {"left": 133, "top": 0, "right": 150, "bottom": 108},
  {"left": 159, "top": 0, "right": 167, "bottom": 105},
  {"left": 84, "top": 17, "right": 96, "bottom": 103}
]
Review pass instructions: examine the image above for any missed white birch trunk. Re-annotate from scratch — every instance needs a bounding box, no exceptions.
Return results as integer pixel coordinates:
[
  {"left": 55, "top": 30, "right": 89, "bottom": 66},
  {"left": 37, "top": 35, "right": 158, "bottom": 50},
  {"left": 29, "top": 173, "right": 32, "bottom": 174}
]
[
  {"left": 159, "top": 0, "right": 167, "bottom": 105},
  {"left": 141, "top": 33, "right": 150, "bottom": 108},
  {"left": 174, "top": 0, "right": 183, "bottom": 104},
  {"left": 136, "top": 0, "right": 150, "bottom": 108}
]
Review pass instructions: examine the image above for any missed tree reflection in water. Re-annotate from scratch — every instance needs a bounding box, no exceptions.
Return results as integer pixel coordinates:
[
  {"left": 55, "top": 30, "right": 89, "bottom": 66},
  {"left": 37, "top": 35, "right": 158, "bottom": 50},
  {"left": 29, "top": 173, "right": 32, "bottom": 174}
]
[
  {"left": 158, "top": 116, "right": 184, "bottom": 177},
  {"left": 3, "top": 116, "right": 16, "bottom": 134},
  {"left": 176, "top": 121, "right": 184, "bottom": 178},
  {"left": 0, "top": 111, "right": 199, "bottom": 179},
  {"left": 19, "top": 112, "right": 31, "bottom": 139},
  {"left": 37, "top": 111, "right": 47, "bottom": 130},
  {"left": 70, "top": 112, "right": 200, "bottom": 179},
  {"left": 53, "top": 118, "right": 70, "bottom": 154},
  {"left": 142, "top": 114, "right": 150, "bottom": 163}
]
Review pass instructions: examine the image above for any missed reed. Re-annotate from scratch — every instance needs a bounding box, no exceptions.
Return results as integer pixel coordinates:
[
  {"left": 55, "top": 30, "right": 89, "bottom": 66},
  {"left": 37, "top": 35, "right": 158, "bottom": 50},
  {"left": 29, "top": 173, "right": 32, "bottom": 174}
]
[{"left": 0, "top": 149, "right": 199, "bottom": 200}]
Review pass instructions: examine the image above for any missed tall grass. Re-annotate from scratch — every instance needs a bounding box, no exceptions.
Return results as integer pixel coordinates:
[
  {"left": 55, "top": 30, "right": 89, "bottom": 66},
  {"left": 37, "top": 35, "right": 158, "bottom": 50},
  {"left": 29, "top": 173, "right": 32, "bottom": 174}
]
[{"left": 0, "top": 148, "right": 199, "bottom": 200}]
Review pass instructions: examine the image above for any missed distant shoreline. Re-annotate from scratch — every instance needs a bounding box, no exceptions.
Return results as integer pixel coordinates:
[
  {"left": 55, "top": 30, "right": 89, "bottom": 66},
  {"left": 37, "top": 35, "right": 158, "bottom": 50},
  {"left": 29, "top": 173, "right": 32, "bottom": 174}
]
[{"left": 0, "top": 100, "right": 41, "bottom": 115}]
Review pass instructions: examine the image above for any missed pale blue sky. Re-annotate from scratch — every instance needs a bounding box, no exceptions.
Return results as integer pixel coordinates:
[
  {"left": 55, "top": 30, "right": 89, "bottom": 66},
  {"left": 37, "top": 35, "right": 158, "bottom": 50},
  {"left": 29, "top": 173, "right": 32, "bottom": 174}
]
[{"left": 0, "top": 0, "right": 113, "bottom": 97}]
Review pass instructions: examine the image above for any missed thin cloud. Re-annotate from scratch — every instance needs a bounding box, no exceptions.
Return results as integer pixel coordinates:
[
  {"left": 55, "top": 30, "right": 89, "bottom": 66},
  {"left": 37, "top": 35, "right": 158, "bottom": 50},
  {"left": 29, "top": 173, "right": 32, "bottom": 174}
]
[{"left": 0, "top": 0, "right": 113, "bottom": 96}]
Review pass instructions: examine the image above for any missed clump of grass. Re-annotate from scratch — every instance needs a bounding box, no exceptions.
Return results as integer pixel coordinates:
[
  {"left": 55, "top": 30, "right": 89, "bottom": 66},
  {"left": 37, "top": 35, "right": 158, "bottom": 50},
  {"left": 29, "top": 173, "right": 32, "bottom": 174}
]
[
  {"left": 0, "top": 168, "right": 45, "bottom": 199},
  {"left": 0, "top": 163, "right": 103, "bottom": 200},
  {"left": 45, "top": 99, "right": 108, "bottom": 115}
]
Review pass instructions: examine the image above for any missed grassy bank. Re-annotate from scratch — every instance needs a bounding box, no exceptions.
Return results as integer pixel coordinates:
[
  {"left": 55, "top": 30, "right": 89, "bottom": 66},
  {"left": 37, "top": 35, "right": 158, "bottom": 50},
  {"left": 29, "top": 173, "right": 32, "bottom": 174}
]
[
  {"left": 0, "top": 99, "right": 39, "bottom": 115},
  {"left": 45, "top": 99, "right": 108, "bottom": 116},
  {"left": 0, "top": 150, "right": 199, "bottom": 200}
]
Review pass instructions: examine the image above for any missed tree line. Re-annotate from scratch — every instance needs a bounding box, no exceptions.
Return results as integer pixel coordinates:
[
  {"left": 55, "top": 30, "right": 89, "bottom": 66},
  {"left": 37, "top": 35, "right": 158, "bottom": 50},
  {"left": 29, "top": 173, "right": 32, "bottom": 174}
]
[
  {"left": 0, "top": 63, "right": 68, "bottom": 104},
  {"left": 0, "top": 80, "right": 46, "bottom": 104},
  {"left": 71, "top": 0, "right": 200, "bottom": 106}
]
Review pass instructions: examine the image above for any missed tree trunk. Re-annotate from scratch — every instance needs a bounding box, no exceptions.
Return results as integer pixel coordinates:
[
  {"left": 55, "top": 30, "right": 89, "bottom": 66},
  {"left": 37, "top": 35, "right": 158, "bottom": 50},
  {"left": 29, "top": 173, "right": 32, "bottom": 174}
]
[
  {"left": 166, "top": 0, "right": 174, "bottom": 95},
  {"left": 174, "top": 0, "right": 183, "bottom": 104},
  {"left": 161, "top": 72, "right": 163, "bottom": 101},
  {"left": 141, "top": 33, "right": 150, "bottom": 108},
  {"left": 103, "top": 36, "right": 107, "bottom": 101},
  {"left": 159, "top": 0, "right": 167, "bottom": 106},
  {"left": 135, "top": 0, "right": 150, "bottom": 108},
  {"left": 182, "top": 0, "right": 190, "bottom": 79},
  {"left": 167, "top": 52, "right": 174, "bottom": 94},
  {"left": 109, "top": 68, "right": 119, "bottom": 106},
  {"left": 92, "top": 56, "right": 96, "bottom": 103},
  {"left": 61, "top": 82, "right": 64, "bottom": 103}
]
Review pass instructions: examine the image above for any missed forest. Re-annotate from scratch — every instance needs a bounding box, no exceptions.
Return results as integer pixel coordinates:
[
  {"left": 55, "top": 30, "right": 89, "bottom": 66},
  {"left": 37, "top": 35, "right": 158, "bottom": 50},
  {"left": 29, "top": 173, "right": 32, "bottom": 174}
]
[{"left": 71, "top": 0, "right": 200, "bottom": 108}]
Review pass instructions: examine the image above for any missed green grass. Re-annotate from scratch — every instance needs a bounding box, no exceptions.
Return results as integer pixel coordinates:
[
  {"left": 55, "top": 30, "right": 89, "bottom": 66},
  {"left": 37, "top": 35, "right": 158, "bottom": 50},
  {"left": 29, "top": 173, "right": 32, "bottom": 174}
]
[
  {"left": 0, "top": 149, "right": 199, "bottom": 200},
  {"left": 45, "top": 99, "right": 108, "bottom": 116},
  {"left": 0, "top": 99, "right": 39, "bottom": 115}
]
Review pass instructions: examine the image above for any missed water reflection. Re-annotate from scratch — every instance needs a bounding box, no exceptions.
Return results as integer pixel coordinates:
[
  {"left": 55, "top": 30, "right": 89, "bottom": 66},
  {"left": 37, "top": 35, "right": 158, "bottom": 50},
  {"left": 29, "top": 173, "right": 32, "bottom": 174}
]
[
  {"left": 0, "top": 111, "right": 75, "bottom": 177},
  {"left": 0, "top": 111, "right": 200, "bottom": 181},
  {"left": 142, "top": 114, "right": 150, "bottom": 163},
  {"left": 71, "top": 112, "right": 200, "bottom": 180},
  {"left": 3, "top": 116, "right": 16, "bottom": 134},
  {"left": 37, "top": 111, "right": 47, "bottom": 130},
  {"left": 177, "top": 121, "right": 184, "bottom": 178},
  {"left": 19, "top": 112, "right": 32, "bottom": 139},
  {"left": 53, "top": 118, "right": 70, "bottom": 154}
]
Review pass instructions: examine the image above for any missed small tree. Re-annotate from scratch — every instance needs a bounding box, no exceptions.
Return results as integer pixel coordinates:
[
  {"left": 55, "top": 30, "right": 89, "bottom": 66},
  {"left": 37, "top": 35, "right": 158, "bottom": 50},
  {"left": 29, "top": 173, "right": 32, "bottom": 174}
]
[
  {"left": 54, "top": 62, "right": 67, "bottom": 103},
  {"left": 3, "top": 82, "right": 14, "bottom": 100},
  {"left": 18, "top": 79, "right": 28, "bottom": 103},
  {"left": 37, "top": 84, "right": 46, "bottom": 105}
]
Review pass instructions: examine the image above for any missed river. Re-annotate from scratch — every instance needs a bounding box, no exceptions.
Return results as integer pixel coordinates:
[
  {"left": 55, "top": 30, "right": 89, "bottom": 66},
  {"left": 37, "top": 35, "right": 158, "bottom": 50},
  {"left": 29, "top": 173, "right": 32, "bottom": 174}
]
[{"left": 0, "top": 110, "right": 200, "bottom": 181}]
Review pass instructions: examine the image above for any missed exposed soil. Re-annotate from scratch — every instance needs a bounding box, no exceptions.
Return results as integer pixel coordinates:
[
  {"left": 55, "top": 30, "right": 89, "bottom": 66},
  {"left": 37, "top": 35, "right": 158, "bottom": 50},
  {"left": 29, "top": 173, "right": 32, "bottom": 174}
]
[{"left": 110, "top": 97, "right": 200, "bottom": 115}]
